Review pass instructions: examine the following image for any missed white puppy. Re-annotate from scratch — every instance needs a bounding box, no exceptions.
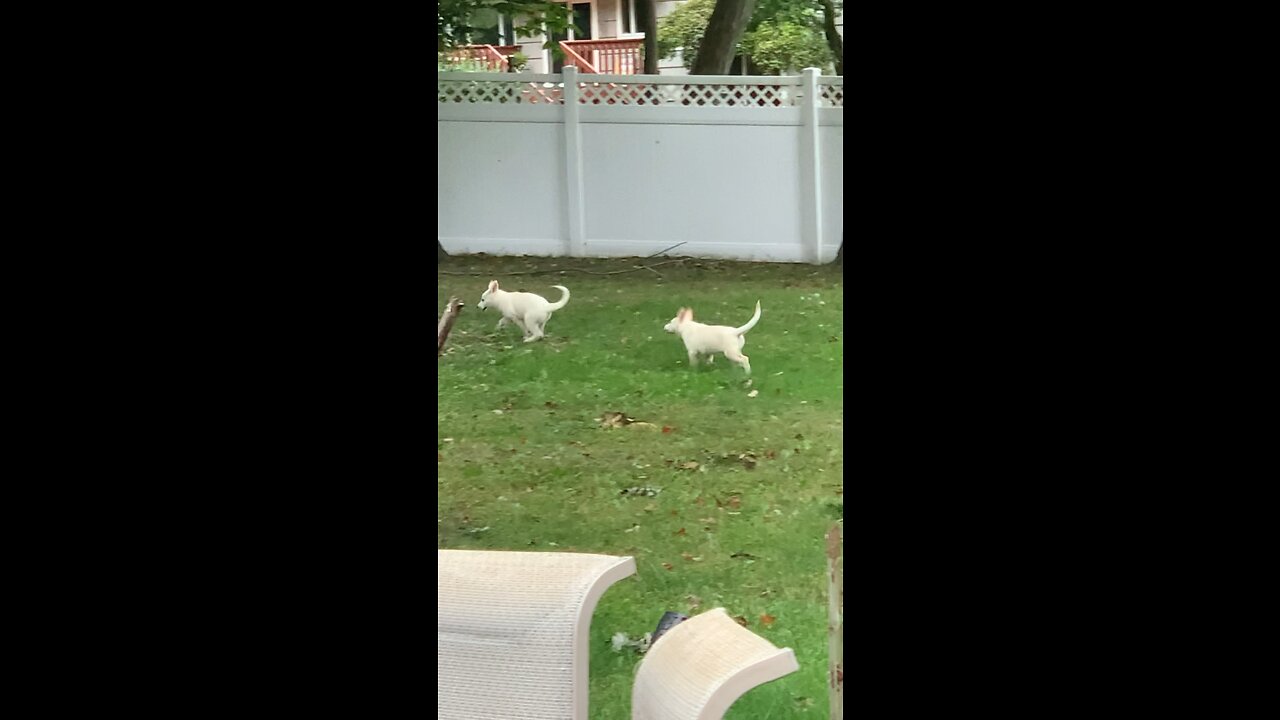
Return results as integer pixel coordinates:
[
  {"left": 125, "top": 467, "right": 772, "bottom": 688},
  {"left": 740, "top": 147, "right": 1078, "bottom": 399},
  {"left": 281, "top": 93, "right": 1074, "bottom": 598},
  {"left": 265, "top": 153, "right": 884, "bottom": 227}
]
[
  {"left": 663, "top": 301, "right": 761, "bottom": 374},
  {"left": 477, "top": 280, "right": 570, "bottom": 342}
]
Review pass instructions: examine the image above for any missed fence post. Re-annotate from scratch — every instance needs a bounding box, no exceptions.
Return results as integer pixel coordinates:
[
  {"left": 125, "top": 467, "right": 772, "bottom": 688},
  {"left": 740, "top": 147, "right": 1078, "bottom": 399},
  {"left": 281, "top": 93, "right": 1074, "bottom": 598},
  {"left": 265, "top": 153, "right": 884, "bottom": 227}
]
[
  {"left": 799, "top": 67, "right": 824, "bottom": 264},
  {"left": 562, "top": 66, "right": 587, "bottom": 257}
]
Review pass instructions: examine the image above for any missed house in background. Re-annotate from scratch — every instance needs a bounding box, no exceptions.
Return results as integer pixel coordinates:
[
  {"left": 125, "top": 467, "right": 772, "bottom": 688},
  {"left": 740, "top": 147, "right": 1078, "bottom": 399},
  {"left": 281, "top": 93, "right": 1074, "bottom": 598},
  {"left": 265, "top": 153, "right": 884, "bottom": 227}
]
[{"left": 459, "top": 0, "right": 843, "bottom": 75}]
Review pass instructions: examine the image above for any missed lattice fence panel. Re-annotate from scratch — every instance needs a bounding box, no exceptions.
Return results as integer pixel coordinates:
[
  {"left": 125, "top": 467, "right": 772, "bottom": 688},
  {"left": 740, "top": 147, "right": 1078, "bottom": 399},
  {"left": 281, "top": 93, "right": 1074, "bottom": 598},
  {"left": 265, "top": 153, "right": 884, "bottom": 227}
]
[
  {"left": 576, "top": 82, "right": 795, "bottom": 107},
  {"left": 438, "top": 80, "right": 565, "bottom": 105},
  {"left": 819, "top": 84, "right": 844, "bottom": 108}
]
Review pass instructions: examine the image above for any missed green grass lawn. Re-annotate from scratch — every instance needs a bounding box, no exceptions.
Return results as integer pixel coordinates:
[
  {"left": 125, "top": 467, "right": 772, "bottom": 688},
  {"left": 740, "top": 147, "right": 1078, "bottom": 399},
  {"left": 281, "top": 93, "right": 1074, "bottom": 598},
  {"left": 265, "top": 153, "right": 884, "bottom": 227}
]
[{"left": 438, "top": 254, "right": 844, "bottom": 719}]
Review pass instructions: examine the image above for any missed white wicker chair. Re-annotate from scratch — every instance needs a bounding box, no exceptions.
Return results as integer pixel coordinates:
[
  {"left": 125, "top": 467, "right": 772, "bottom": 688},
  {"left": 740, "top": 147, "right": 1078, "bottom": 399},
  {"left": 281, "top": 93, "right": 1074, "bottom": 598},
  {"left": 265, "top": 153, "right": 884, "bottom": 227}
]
[
  {"left": 437, "top": 549, "right": 637, "bottom": 720},
  {"left": 632, "top": 607, "right": 800, "bottom": 720}
]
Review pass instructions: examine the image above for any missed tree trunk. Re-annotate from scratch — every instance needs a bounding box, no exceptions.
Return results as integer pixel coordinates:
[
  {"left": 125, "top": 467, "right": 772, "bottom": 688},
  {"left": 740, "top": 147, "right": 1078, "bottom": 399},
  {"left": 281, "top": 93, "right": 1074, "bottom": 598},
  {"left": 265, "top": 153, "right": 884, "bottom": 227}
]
[
  {"left": 639, "top": 0, "right": 659, "bottom": 74},
  {"left": 818, "top": 0, "right": 843, "bottom": 75},
  {"left": 689, "top": 0, "right": 757, "bottom": 75}
]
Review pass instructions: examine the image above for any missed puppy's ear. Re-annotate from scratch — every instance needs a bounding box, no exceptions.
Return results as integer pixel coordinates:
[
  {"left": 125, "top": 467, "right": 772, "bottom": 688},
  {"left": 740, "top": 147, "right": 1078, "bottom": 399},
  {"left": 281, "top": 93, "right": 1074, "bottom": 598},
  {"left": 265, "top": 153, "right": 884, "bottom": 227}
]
[
  {"left": 684, "top": 308, "right": 694, "bottom": 321},
  {"left": 488, "top": 280, "right": 499, "bottom": 292}
]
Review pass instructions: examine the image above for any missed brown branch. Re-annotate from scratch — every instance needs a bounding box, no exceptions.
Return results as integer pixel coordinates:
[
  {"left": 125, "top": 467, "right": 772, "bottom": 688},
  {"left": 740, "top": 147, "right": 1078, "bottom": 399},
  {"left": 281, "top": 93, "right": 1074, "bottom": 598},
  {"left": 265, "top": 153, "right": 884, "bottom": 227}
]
[
  {"left": 439, "top": 258, "right": 686, "bottom": 277},
  {"left": 440, "top": 244, "right": 687, "bottom": 277},
  {"left": 438, "top": 297, "right": 465, "bottom": 357}
]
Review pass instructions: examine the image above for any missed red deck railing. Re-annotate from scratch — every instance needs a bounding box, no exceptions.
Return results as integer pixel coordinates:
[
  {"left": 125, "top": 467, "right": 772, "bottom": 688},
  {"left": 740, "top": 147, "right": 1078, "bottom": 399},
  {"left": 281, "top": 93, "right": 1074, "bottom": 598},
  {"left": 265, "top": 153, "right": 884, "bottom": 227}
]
[
  {"left": 449, "top": 44, "right": 520, "bottom": 71},
  {"left": 561, "top": 37, "right": 643, "bottom": 75}
]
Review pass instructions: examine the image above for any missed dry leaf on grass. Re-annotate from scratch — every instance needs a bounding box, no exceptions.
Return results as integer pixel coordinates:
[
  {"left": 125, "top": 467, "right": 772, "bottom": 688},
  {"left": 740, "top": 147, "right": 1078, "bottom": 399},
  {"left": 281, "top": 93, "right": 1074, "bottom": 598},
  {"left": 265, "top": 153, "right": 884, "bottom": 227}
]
[{"left": 760, "top": 613, "right": 776, "bottom": 627}]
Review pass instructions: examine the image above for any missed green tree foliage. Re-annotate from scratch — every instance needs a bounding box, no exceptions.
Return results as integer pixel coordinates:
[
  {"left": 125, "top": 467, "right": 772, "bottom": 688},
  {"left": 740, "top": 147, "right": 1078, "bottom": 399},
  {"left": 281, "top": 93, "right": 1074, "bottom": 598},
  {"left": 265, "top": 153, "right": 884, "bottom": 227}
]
[
  {"left": 742, "top": 20, "right": 831, "bottom": 74},
  {"left": 655, "top": 0, "right": 717, "bottom": 71},
  {"left": 438, "top": 0, "right": 573, "bottom": 53},
  {"left": 657, "top": 0, "right": 841, "bottom": 74}
]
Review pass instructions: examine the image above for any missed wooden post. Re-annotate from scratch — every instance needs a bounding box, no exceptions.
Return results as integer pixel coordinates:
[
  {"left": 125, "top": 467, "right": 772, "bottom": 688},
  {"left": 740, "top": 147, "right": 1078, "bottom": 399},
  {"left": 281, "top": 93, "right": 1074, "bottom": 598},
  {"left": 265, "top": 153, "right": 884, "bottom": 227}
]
[
  {"left": 438, "top": 297, "right": 464, "bottom": 357},
  {"left": 826, "top": 523, "right": 844, "bottom": 719}
]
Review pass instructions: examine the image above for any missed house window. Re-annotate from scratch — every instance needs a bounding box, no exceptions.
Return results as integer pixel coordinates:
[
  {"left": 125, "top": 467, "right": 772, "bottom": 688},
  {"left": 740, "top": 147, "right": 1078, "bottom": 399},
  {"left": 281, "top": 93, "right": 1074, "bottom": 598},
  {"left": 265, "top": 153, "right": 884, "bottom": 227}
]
[
  {"left": 621, "top": 0, "right": 633, "bottom": 34},
  {"left": 551, "top": 2, "right": 594, "bottom": 71},
  {"left": 475, "top": 14, "right": 518, "bottom": 45}
]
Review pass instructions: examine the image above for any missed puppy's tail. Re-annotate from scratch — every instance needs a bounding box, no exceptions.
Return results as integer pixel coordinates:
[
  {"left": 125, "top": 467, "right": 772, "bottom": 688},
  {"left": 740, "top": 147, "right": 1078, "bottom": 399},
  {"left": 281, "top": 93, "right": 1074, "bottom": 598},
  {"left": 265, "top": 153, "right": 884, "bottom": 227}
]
[
  {"left": 735, "top": 301, "right": 762, "bottom": 335},
  {"left": 547, "top": 285, "right": 571, "bottom": 311}
]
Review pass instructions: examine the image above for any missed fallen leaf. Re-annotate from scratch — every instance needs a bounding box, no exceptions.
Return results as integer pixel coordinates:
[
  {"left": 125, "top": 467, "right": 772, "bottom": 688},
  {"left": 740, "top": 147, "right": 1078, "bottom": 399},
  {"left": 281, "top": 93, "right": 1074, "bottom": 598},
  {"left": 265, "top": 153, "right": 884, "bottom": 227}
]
[
  {"left": 730, "top": 552, "right": 758, "bottom": 560},
  {"left": 729, "top": 496, "right": 742, "bottom": 509},
  {"left": 662, "top": 562, "right": 674, "bottom": 571},
  {"left": 679, "top": 461, "right": 700, "bottom": 470},
  {"left": 686, "top": 595, "right": 702, "bottom": 609},
  {"left": 760, "top": 613, "right": 776, "bottom": 627},
  {"left": 681, "top": 552, "right": 702, "bottom": 562},
  {"left": 545, "top": 401, "right": 559, "bottom": 409},
  {"left": 662, "top": 426, "right": 675, "bottom": 433},
  {"left": 747, "top": 390, "right": 759, "bottom": 398},
  {"left": 674, "top": 527, "right": 686, "bottom": 536},
  {"left": 733, "top": 615, "right": 748, "bottom": 627}
]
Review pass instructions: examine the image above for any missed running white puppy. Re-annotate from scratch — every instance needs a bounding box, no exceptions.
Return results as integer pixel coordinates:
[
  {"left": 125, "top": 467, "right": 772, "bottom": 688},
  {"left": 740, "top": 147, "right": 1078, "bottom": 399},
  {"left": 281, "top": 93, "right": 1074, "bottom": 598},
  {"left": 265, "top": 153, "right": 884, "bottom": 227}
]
[
  {"left": 663, "top": 301, "right": 761, "bottom": 374},
  {"left": 477, "top": 280, "right": 570, "bottom": 343}
]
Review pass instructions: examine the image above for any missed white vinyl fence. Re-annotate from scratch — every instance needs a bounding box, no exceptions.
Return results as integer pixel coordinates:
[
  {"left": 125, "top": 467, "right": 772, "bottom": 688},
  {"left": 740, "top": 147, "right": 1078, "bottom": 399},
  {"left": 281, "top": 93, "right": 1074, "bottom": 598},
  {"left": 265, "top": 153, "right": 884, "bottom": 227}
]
[{"left": 438, "top": 67, "right": 843, "bottom": 264}]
